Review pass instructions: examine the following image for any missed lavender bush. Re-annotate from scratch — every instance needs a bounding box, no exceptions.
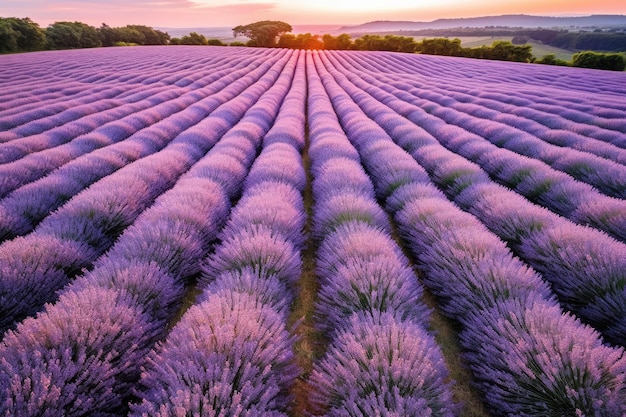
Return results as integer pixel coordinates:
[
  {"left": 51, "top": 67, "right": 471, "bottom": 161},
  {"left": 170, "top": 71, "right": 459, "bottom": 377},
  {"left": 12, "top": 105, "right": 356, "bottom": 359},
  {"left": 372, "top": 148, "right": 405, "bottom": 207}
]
[
  {"left": 309, "top": 313, "right": 455, "bottom": 417},
  {"left": 0, "top": 287, "right": 158, "bottom": 416},
  {"left": 130, "top": 293, "right": 298, "bottom": 417}
]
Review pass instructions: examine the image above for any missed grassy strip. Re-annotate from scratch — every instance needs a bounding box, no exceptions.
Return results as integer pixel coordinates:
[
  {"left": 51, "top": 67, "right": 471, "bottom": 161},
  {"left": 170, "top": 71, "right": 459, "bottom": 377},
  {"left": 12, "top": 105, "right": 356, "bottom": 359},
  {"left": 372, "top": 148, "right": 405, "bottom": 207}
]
[
  {"left": 167, "top": 279, "right": 202, "bottom": 330},
  {"left": 289, "top": 126, "right": 325, "bottom": 416}
]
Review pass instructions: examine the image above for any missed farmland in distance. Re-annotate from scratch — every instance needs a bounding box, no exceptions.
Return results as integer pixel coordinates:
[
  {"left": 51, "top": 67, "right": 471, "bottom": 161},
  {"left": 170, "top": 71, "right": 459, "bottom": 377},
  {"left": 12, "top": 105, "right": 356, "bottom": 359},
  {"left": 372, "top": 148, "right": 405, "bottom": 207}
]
[{"left": 1, "top": 45, "right": 626, "bottom": 416}]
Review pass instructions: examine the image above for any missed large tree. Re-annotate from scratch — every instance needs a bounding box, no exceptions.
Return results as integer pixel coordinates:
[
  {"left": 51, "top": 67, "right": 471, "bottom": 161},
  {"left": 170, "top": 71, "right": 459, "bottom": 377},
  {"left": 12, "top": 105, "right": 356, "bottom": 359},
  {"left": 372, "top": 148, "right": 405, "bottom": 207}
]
[
  {"left": 46, "top": 21, "right": 101, "bottom": 49},
  {"left": 0, "top": 17, "right": 45, "bottom": 53},
  {"left": 232, "top": 21, "right": 292, "bottom": 47}
]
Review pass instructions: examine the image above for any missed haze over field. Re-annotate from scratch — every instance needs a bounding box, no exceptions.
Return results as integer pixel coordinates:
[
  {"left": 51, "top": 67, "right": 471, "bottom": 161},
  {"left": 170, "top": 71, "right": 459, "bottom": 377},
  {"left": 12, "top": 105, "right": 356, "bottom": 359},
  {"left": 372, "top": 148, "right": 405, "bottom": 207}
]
[{"left": 1, "top": 0, "right": 625, "bottom": 27}]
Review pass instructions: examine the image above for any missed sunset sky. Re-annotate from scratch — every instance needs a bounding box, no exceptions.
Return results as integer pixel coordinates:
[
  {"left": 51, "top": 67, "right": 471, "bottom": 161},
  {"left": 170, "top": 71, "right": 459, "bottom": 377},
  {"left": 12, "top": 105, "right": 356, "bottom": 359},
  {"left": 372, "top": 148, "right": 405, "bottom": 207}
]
[{"left": 1, "top": 0, "right": 625, "bottom": 28}]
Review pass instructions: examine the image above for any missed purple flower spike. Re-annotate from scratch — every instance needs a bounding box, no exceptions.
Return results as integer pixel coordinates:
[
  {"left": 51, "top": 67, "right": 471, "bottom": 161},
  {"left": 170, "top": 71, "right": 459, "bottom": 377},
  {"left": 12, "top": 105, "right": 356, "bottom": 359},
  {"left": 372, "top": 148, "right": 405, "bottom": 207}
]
[
  {"left": 0, "top": 235, "right": 96, "bottom": 333},
  {"left": 316, "top": 221, "right": 406, "bottom": 279},
  {"left": 309, "top": 312, "right": 455, "bottom": 417},
  {"left": 316, "top": 254, "right": 429, "bottom": 334},
  {"left": 130, "top": 292, "right": 298, "bottom": 417},
  {"left": 0, "top": 286, "right": 157, "bottom": 416},
  {"left": 462, "top": 298, "right": 626, "bottom": 416},
  {"left": 201, "top": 224, "right": 302, "bottom": 288},
  {"left": 68, "top": 259, "right": 181, "bottom": 323},
  {"left": 199, "top": 267, "right": 293, "bottom": 316},
  {"left": 313, "top": 192, "right": 391, "bottom": 239}
]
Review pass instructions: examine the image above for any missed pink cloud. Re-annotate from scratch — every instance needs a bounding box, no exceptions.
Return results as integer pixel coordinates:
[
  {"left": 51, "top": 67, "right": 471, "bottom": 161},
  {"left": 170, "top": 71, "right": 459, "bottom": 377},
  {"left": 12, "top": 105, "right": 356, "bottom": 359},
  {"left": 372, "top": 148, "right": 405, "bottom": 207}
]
[
  {"left": 1, "top": 0, "right": 624, "bottom": 28},
  {"left": 0, "top": 0, "right": 283, "bottom": 27}
]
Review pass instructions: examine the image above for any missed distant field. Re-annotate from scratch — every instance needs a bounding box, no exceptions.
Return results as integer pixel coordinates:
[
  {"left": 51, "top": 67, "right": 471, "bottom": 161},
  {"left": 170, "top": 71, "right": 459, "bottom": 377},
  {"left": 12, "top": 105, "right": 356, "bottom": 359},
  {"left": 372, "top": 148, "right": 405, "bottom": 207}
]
[
  {"left": 456, "top": 36, "right": 574, "bottom": 61},
  {"left": 407, "top": 35, "right": 575, "bottom": 61},
  {"left": 1, "top": 47, "right": 626, "bottom": 416}
]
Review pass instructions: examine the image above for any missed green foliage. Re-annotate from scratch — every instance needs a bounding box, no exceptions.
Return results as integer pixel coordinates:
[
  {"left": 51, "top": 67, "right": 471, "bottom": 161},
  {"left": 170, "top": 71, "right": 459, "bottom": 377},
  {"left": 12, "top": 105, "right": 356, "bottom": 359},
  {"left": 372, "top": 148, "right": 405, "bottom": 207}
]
[
  {"left": 536, "top": 54, "right": 570, "bottom": 66},
  {"left": 416, "top": 38, "right": 463, "bottom": 56},
  {"left": 416, "top": 38, "right": 533, "bottom": 62},
  {"left": 207, "top": 39, "right": 225, "bottom": 46},
  {"left": 112, "top": 41, "right": 138, "bottom": 47},
  {"left": 178, "top": 32, "right": 208, "bottom": 45},
  {"left": 278, "top": 33, "right": 323, "bottom": 50},
  {"left": 229, "top": 41, "right": 246, "bottom": 47},
  {"left": 98, "top": 24, "right": 169, "bottom": 46},
  {"left": 322, "top": 33, "right": 352, "bottom": 50},
  {"left": 462, "top": 41, "right": 530, "bottom": 62},
  {"left": 0, "top": 17, "right": 45, "bottom": 53},
  {"left": 552, "top": 31, "right": 626, "bottom": 52},
  {"left": 46, "top": 21, "right": 101, "bottom": 49},
  {"left": 354, "top": 34, "right": 417, "bottom": 52},
  {"left": 232, "top": 20, "right": 292, "bottom": 47},
  {"left": 572, "top": 51, "right": 626, "bottom": 71},
  {"left": 0, "top": 20, "right": 18, "bottom": 52},
  {"left": 511, "top": 35, "right": 529, "bottom": 45}
]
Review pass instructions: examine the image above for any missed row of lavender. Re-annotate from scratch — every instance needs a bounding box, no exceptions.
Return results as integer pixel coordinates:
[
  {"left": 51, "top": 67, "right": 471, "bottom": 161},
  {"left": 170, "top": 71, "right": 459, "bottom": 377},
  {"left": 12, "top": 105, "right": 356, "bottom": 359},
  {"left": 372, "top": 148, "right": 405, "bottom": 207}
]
[
  {"left": 0, "top": 47, "right": 300, "bottom": 414},
  {"left": 309, "top": 50, "right": 626, "bottom": 416},
  {"left": 343, "top": 55, "right": 626, "bottom": 242},
  {"left": 322, "top": 50, "right": 626, "bottom": 346}
]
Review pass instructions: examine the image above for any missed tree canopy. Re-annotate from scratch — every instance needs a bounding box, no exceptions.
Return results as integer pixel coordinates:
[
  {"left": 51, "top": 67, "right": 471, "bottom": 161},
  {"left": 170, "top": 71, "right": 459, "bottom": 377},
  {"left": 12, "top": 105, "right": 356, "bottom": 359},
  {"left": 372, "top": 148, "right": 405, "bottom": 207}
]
[
  {"left": 99, "top": 24, "right": 169, "bottom": 46},
  {"left": 572, "top": 51, "right": 626, "bottom": 71},
  {"left": 232, "top": 21, "right": 292, "bottom": 47},
  {"left": 0, "top": 17, "right": 45, "bottom": 53},
  {"left": 278, "top": 33, "right": 323, "bottom": 50},
  {"left": 46, "top": 21, "right": 101, "bottom": 49}
]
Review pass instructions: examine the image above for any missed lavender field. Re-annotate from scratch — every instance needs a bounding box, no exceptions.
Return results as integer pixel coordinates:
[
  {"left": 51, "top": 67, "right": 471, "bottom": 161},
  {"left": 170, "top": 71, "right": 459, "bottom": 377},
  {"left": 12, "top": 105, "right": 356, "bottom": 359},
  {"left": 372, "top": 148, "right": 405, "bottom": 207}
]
[{"left": 1, "top": 45, "right": 626, "bottom": 416}]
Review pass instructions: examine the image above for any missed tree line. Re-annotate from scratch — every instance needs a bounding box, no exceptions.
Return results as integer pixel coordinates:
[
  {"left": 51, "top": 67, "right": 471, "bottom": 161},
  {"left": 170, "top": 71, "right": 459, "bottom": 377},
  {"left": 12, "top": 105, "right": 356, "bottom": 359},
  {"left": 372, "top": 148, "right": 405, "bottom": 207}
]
[
  {"left": 0, "top": 17, "right": 234, "bottom": 52},
  {"left": 2, "top": 17, "right": 624, "bottom": 70},
  {"left": 233, "top": 21, "right": 533, "bottom": 59},
  {"left": 232, "top": 21, "right": 624, "bottom": 70},
  {"left": 0, "top": 17, "right": 170, "bottom": 52},
  {"left": 390, "top": 27, "right": 626, "bottom": 53}
]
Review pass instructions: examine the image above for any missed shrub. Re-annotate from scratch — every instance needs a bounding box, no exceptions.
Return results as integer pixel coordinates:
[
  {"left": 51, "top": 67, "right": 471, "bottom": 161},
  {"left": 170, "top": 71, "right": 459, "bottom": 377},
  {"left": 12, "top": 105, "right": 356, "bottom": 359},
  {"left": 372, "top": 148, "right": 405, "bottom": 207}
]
[
  {"left": 0, "top": 235, "right": 96, "bottom": 333},
  {"left": 0, "top": 287, "right": 156, "bottom": 416},
  {"left": 201, "top": 224, "right": 301, "bottom": 288},
  {"left": 130, "top": 293, "right": 298, "bottom": 416},
  {"left": 309, "top": 313, "right": 455, "bottom": 416},
  {"left": 572, "top": 51, "right": 626, "bottom": 71},
  {"left": 223, "top": 187, "right": 305, "bottom": 249},
  {"left": 313, "top": 192, "right": 390, "bottom": 239},
  {"left": 69, "top": 260, "right": 181, "bottom": 323},
  {"left": 462, "top": 298, "right": 626, "bottom": 416},
  {"left": 536, "top": 53, "right": 570, "bottom": 66},
  {"left": 316, "top": 254, "right": 428, "bottom": 333}
]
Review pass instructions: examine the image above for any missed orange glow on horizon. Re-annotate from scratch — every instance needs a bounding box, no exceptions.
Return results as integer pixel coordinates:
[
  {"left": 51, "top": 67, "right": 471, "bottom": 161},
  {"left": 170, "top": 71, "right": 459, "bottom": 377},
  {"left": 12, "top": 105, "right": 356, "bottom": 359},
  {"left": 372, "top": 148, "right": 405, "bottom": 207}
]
[{"left": 0, "top": 0, "right": 625, "bottom": 28}]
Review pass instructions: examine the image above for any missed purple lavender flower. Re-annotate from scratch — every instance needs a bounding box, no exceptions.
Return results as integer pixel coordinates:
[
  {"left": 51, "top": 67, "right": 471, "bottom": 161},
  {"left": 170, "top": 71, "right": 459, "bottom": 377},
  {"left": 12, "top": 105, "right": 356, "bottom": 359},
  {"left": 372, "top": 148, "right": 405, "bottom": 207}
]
[
  {"left": 201, "top": 224, "right": 302, "bottom": 289},
  {"left": 312, "top": 157, "right": 375, "bottom": 199},
  {"left": 0, "top": 235, "right": 96, "bottom": 333},
  {"left": 244, "top": 143, "right": 306, "bottom": 191},
  {"left": 0, "top": 286, "right": 157, "bottom": 416},
  {"left": 316, "top": 254, "right": 429, "bottom": 334},
  {"left": 309, "top": 313, "right": 455, "bottom": 416},
  {"left": 316, "top": 222, "right": 406, "bottom": 279},
  {"left": 69, "top": 259, "right": 182, "bottom": 323},
  {"left": 462, "top": 297, "right": 626, "bottom": 416},
  {"left": 223, "top": 184, "right": 305, "bottom": 249},
  {"left": 313, "top": 192, "right": 391, "bottom": 239},
  {"left": 130, "top": 292, "right": 298, "bottom": 417},
  {"left": 199, "top": 268, "right": 293, "bottom": 315}
]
